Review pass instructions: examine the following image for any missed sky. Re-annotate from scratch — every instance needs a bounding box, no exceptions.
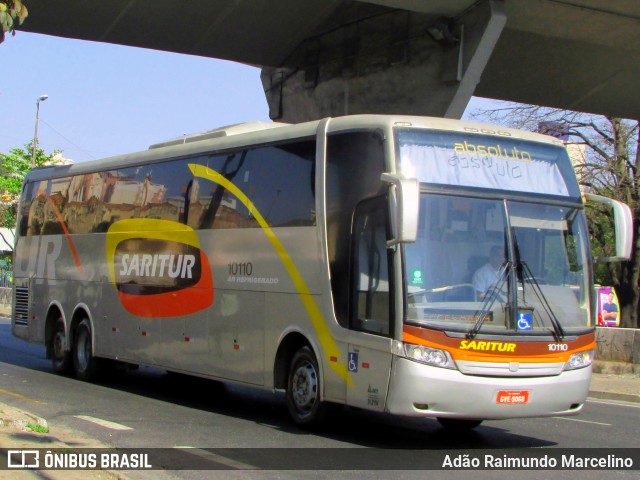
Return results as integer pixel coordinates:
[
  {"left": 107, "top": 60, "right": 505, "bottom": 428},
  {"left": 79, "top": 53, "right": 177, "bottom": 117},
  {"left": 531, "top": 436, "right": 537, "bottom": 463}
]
[
  {"left": 0, "top": 32, "right": 271, "bottom": 162},
  {"left": 0, "top": 32, "right": 491, "bottom": 163}
]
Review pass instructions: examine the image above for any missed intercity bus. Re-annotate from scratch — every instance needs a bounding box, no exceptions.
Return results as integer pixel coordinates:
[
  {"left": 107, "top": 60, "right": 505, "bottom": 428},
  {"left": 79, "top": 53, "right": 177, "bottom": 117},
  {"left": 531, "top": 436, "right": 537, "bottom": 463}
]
[{"left": 11, "top": 115, "right": 632, "bottom": 429}]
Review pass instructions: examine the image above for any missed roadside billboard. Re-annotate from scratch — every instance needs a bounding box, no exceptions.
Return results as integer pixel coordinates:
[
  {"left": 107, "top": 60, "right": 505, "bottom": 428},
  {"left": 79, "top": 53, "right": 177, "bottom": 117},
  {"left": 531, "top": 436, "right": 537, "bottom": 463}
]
[{"left": 597, "top": 287, "right": 620, "bottom": 327}]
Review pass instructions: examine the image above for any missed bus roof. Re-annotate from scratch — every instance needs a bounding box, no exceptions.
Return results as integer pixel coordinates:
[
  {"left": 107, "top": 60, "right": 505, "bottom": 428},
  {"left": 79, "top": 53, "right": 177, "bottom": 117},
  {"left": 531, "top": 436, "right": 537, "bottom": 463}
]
[
  {"left": 148, "top": 121, "right": 290, "bottom": 149},
  {"left": 24, "top": 115, "right": 565, "bottom": 182}
]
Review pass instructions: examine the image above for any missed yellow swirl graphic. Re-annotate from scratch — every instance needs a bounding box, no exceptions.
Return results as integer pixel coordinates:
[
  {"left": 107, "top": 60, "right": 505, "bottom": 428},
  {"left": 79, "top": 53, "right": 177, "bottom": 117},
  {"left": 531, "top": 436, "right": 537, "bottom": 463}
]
[{"left": 188, "top": 163, "right": 350, "bottom": 384}]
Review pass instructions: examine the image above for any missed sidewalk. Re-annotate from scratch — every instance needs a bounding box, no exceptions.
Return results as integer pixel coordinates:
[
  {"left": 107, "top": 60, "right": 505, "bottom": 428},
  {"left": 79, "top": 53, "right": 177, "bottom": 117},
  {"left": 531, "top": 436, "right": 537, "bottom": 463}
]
[
  {"left": 589, "top": 368, "right": 640, "bottom": 403},
  {"left": 0, "top": 402, "right": 124, "bottom": 479},
  {"left": 0, "top": 371, "right": 638, "bottom": 478}
]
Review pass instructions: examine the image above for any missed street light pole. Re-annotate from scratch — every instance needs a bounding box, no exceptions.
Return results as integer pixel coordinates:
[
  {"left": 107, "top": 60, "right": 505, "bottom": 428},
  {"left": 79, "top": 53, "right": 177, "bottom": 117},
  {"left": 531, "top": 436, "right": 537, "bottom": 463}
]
[{"left": 31, "top": 94, "right": 49, "bottom": 166}]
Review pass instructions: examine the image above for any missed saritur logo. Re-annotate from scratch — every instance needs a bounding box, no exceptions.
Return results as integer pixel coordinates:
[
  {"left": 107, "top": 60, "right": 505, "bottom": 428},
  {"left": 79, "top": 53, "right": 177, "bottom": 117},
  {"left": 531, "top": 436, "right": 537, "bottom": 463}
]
[
  {"left": 116, "top": 241, "right": 201, "bottom": 287},
  {"left": 106, "top": 219, "right": 213, "bottom": 317}
]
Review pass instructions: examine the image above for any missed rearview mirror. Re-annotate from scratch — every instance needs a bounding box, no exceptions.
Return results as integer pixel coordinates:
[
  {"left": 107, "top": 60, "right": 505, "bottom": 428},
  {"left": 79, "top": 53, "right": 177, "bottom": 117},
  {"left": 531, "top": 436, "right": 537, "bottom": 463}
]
[
  {"left": 584, "top": 193, "right": 633, "bottom": 262},
  {"left": 381, "top": 173, "right": 419, "bottom": 247}
]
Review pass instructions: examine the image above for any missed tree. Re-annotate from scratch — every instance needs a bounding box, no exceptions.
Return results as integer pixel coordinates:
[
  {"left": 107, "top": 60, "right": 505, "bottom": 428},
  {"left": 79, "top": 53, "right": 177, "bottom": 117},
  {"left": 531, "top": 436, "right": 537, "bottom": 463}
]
[
  {"left": 470, "top": 102, "right": 639, "bottom": 328},
  {"left": 0, "top": 142, "right": 63, "bottom": 234},
  {"left": 0, "top": 0, "right": 28, "bottom": 43}
]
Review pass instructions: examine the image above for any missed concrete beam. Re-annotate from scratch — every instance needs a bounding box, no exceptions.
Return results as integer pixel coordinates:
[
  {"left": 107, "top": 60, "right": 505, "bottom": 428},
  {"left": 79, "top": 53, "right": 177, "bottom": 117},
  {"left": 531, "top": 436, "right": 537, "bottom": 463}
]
[{"left": 262, "top": 0, "right": 506, "bottom": 123}]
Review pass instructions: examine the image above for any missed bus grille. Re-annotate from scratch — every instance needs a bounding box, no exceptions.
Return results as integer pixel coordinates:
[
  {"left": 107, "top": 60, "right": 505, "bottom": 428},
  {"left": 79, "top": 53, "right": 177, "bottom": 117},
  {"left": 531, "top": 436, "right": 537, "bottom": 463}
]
[{"left": 13, "top": 287, "right": 29, "bottom": 326}]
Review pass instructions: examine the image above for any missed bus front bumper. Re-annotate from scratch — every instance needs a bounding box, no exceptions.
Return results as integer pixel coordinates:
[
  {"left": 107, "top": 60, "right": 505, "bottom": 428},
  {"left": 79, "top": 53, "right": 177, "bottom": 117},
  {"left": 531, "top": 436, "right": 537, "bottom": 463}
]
[{"left": 385, "top": 357, "right": 591, "bottom": 420}]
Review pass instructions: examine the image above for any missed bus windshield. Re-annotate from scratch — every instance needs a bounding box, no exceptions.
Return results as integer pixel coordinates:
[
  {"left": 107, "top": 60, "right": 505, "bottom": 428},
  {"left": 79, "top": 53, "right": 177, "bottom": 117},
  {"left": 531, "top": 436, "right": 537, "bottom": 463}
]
[{"left": 404, "top": 194, "right": 593, "bottom": 336}]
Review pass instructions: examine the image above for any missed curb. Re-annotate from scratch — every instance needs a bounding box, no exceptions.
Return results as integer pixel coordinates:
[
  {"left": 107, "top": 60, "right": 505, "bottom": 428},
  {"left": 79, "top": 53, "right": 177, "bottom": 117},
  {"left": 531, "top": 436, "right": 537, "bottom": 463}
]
[
  {"left": 0, "top": 404, "right": 48, "bottom": 435},
  {"left": 588, "top": 390, "right": 640, "bottom": 404}
]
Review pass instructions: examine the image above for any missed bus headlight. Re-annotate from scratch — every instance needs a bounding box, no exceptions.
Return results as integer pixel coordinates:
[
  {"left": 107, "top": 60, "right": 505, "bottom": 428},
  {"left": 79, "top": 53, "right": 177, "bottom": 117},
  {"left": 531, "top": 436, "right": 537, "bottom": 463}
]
[
  {"left": 403, "top": 344, "right": 455, "bottom": 369},
  {"left": 564, "top": 350, "right": 594, "bottom": 371}
]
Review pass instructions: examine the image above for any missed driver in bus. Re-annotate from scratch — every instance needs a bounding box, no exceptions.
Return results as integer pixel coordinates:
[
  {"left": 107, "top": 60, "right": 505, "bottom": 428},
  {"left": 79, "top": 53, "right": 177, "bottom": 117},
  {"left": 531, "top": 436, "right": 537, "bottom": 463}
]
[{"left": 472, "top": 246, "right": 505, "bottom": 299}]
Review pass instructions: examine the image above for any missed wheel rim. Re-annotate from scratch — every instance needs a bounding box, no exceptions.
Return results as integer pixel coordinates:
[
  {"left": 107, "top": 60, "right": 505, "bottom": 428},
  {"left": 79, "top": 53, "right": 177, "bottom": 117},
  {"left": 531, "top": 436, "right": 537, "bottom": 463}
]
[
  {"left": 76, "top": 329, "right": 90, "bottom": 371},
  {"left": 53, "top": 330, "right": 65, "bottom": 362},
  {"left": 291, "top": 360, "right": 318, "bottom": 413}
]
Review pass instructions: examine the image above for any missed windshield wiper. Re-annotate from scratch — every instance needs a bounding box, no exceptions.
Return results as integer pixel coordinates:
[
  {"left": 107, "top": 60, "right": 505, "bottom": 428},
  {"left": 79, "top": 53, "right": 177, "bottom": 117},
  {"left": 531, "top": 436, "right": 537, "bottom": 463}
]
[
  {"left": 466, "top": 262, "right": 510, "bottom": 340},
  {"left": 520, "top": 261, "right": 565, "bottom": 342},
  {"left": 511, "top": 231, "right": 565, "bottom": 342}
]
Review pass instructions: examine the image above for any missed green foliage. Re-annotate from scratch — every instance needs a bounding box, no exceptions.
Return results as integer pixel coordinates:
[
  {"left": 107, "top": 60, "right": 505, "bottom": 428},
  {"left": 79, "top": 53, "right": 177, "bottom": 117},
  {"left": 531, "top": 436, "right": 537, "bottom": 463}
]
[
  {"left": 586, "top": 202, "right": 617, "bottom": 286},
  {"left": 25, "top": 422, "right": 49, "bottom": 434},
  {"left": 0, "top": 141, "right": 62, "bottom": 230},
  {"left": 0, "top": 0, "right": 28, "bottom": 43}
]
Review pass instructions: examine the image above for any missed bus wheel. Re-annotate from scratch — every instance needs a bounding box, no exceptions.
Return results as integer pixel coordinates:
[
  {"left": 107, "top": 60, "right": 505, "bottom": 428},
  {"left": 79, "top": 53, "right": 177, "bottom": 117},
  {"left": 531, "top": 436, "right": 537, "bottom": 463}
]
[
  {"left": 437, "top": 418, "right": 483, "bottom": 431},
  {"left": 73, "top": 319, "right": 98, "bottom": 381},
  {"left": 286, "top": 346, "right": 325, "bottom": 426},
  {"left": 51, "top": 320, "right": 72, "bottom": 374}
]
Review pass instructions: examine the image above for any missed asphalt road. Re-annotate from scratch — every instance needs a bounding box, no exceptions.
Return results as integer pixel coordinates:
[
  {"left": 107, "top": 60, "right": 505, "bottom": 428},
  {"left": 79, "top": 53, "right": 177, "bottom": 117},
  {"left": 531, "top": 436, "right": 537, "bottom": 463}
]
[{"left": 0, "top": 317, "right": 638, "bottom": 480}]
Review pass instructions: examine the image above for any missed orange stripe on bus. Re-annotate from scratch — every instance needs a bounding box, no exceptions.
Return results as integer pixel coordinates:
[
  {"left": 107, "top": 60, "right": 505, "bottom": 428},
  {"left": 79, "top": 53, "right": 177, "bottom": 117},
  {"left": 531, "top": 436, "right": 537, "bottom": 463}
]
[
  {"left": 402, "top": 330, "right": 595, "bottom": 363},
  {"left": 46, "top": 196, "right": 83, "bottom": 273}
]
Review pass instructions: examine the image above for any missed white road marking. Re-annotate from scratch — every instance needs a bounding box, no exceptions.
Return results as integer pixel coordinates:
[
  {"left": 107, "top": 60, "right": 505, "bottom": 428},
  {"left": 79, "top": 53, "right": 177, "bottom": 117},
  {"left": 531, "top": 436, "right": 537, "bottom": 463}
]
[
  {"left": 553, "top": 416, "right": 611, "bottom": 426},
  {"left": 174, "top": 446, "right": 258, "bottom": 470},
  {"left": 74, "top": 415, "right": 133, "bottom": 430},
  {"left": 588, "top": 398, "right": 640, "bottom": 409}
]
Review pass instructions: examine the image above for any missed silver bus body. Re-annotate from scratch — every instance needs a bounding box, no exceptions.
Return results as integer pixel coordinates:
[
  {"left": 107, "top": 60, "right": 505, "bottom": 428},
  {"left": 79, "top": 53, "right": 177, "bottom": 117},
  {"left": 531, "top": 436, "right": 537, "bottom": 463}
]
[{"left": 13, "top": 115, "right": 624, "bottom": 428}]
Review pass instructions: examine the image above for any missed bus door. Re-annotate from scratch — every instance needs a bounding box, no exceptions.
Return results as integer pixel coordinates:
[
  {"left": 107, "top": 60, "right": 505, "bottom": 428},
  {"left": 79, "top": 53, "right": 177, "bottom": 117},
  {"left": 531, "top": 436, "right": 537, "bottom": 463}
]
[{"left": 346, "top": 197, "right": 393, "bottom": 411}]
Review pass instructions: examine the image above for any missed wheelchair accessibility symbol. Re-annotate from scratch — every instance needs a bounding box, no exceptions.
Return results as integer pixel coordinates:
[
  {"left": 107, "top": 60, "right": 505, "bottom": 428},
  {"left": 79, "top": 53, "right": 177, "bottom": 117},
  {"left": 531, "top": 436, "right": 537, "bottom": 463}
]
[
  {"left": 348, "top": 352, "right": 359, "bottom": 373},
  {"left": 517, "top": 312, "right": 533, "bottom": 331}
]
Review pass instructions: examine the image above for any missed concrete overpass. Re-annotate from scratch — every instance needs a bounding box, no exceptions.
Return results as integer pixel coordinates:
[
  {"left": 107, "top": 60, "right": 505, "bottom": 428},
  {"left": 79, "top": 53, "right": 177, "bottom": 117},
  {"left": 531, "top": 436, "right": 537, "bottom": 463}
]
[{"left": 18, "top": 0, "right": 640, "bottom": 123}]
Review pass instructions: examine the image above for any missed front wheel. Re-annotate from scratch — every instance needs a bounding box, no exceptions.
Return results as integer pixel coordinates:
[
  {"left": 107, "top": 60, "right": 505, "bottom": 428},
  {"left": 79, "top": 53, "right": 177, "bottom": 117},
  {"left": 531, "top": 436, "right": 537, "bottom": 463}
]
[
  {"left": 73, "top": 319, "right": 99, "bottom": 381},
  {"left": 286, "top": 346, "right": 326, "bottom": 426}
]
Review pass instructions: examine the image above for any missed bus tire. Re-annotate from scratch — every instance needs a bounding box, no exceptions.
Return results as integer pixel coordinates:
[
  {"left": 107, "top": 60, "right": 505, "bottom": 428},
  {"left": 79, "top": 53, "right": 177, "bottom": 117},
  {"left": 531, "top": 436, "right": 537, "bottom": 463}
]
[
  {"left": 73, "top": 319, "right": 98, "bottom": 381},
  {"left": 51, "top": 319, "right": 72, "bottom": 374},
  {"left": 437, "top": 418, "right": 483, "bottom": 431},
  {"left": 286, "top": 346, "right": 326, "bottom": 426}
]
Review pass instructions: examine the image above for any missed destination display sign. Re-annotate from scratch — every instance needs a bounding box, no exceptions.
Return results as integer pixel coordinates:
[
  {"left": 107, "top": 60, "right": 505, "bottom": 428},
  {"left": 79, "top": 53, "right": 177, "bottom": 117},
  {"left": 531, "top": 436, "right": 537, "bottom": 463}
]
[{"left": 397, "top": 130, "right": 578, "bottom": 197}]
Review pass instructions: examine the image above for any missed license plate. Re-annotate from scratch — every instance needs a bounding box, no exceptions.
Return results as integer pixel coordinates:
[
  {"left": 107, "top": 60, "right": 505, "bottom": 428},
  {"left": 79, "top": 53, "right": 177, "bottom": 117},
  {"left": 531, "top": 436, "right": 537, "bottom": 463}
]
[{"left": 497, "top": 390, "right": 529, "bottom": 404}]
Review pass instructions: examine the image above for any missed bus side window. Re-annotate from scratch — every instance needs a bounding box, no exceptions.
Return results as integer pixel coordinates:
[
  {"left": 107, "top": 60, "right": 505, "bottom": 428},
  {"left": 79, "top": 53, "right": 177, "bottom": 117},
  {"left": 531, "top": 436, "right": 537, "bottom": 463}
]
[
  {"left": 18, "top": 182, "right": 37, "bottom": 237},
  {"left": 195, "top": 141, "right": 315, "bottom": 230},
  {"left": 351, "top": 197, "right": 392, "bottom": 336}
]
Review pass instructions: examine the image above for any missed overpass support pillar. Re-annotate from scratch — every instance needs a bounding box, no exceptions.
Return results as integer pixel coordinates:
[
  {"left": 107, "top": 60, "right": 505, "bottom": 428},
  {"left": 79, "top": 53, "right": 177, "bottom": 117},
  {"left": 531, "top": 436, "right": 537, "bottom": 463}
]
[{"left": 262, "top": 0, "right": 506, "bottom": 123}]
